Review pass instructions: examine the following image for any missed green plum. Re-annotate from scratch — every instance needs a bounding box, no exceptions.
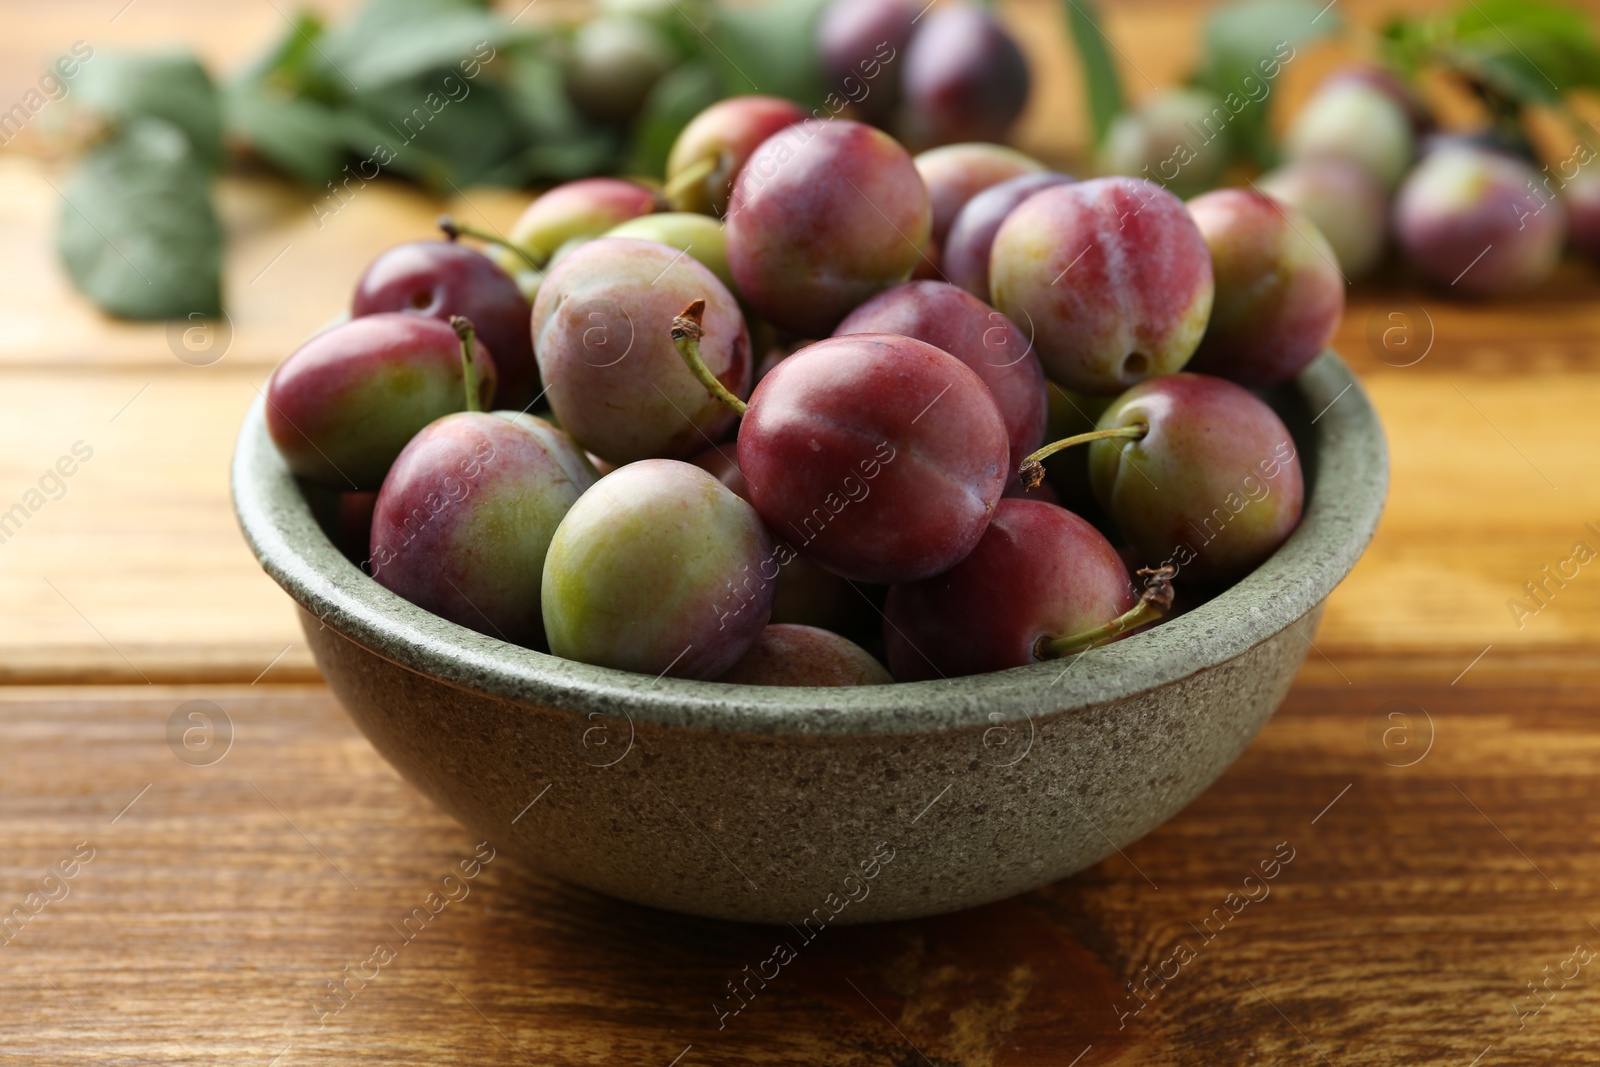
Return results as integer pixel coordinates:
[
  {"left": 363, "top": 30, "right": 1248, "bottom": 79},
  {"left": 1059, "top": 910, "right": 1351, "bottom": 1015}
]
[
  {"left": 605, "top": 212, "right": 735, "bottom": 294},
  {"left": 1084, "top": 373, "right": 1304, "bottom": 587},
  {"left": 542, "top": 459, "right": 776, "bottom": 679}
]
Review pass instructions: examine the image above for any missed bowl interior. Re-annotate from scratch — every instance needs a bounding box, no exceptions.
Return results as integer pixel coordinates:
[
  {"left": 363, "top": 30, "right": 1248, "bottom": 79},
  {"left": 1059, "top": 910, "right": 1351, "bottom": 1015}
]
[{"left": 232, "top": 351, "right": 1387, "bottom": 735}]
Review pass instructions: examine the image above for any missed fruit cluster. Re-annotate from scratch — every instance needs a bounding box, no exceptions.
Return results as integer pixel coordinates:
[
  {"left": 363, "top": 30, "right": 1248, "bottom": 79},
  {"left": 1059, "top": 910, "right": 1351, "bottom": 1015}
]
[
  {"left": 1108, "top": 66, "right": 1599, "bottom": 297},
  {"left": 266, "top": 96, "right": 1320, "bottom": 688}
]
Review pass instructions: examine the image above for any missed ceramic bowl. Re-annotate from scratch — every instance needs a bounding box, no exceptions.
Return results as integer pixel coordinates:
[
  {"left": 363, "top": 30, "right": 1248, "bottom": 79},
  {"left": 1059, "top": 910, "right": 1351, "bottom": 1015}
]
[{"left": 232, "top": 351, "right": 1386, "bottom": 923}]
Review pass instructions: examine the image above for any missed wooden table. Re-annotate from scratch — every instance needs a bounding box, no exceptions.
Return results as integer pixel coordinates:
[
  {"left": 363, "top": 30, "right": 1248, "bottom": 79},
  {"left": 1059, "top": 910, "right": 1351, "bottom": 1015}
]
[{"left": 4, "top": 1, "right": 1600, "bottom": 1063}]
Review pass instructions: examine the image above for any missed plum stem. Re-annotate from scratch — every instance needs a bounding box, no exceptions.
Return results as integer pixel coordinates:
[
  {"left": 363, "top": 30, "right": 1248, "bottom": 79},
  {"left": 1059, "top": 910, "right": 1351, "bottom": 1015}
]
[
  {"left": 1018, "top": 424, "right": 1147, "bottom": 489},
  {"left": 449, "top": 315, "right": 483, "bottom": 413},
  {"left": 672, "top": 299, "right": 747, "bottom": 416},
  {"left": 661, "top": 154, "right": 719, "bottom": 210},
  {"left": 437, "top": 215, "right": 542, "bottom": 270},
  {"left": 1035, "top": 565, "right": 1176, "bottom": 660}
]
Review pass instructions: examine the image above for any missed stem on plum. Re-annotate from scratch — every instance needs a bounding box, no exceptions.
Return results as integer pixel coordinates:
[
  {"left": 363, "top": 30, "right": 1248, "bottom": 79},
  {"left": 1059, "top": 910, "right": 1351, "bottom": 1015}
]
[
  {"left": 661, "top": 155, "right": 719, "bottom": 210},
  {"left": 1035, "top": 565, "right": 1176, "bottom": 661},
  {"left": 437, "top": 215, "right": 542, "bottom": 270},
  {"left": 1018, "top": 424, "right": 1148, "bottom": 489},
  {"left": 449, "top": 315, "right": 483, "bottom": 413},
  {"left": 672, "top": 299, "right": 747, "bottom": 417}
]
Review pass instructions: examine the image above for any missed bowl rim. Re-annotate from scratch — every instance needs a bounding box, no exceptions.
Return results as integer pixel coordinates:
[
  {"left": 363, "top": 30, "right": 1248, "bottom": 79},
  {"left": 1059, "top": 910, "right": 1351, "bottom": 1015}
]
[{"left": 232, "top": 350, "right": 1387, "bottom": 737}]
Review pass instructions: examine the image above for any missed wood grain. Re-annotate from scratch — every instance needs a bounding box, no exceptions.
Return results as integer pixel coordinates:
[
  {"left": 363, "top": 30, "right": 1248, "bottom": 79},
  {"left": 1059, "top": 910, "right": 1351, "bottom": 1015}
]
[
  {"left": 3, "top": 678, "right": 1598, "bottom": 1066},
  {"left": 5, "top": 0, "right": 1600, "bottom": 1060}
]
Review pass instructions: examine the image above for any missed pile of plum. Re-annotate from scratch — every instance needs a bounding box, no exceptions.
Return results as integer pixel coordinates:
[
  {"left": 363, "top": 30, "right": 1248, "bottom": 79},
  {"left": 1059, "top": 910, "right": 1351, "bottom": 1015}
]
[{"left": 266, "top": 95, "right": 1339, "bottom": 688}]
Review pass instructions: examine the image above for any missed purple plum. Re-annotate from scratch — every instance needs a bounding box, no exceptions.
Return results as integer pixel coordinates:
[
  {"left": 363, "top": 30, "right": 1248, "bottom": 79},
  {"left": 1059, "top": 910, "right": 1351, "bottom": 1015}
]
[{"left": 370, "top": 411, "right": 597, "bottom": 648}]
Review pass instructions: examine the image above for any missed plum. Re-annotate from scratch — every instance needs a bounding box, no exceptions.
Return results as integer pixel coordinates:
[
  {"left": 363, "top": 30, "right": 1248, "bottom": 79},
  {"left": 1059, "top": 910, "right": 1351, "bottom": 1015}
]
[
  {"left": 1319, "top": 67, "right": 1431, "bottom": 138},
  {"left": 565, "top": 16, "right": 676, "bottom": 124},
  {"left": 664, "top": 95, "right": 807, "bottom": 216},
  {"left": 718, "top": 624, "right": 892, "bottom": 686},
  {"left": 942, "top": 170, "right": 1073, "bottom": 298},
  {"left": 1185, "top": 188, "right": 1344, "bottom": 388},
  {"left": 1084, "top": 373, "right": 1303, "bottom": 587},
  {"left": 1256, "top": 159, "right": 1387, "bottom": 278},
  {"left": 502, "top": 178, "right": 660, "bottom": 270},
  {"left": 897, "top": 3, "right": 1031, "bottom": 150},
  {"left": 1567, "top": 169, "right": 1600, "bottom": 262},
  {"left": 691, "top": 330, "right": 1010, "bottom": 585},
  {"left": 725, "top": 119, "right": 929, "bottom": 336},
  {"left": 542, "top": 459, "right": 775, "bottom": 679},
  {"left": 352, "top": 240, "right": 536, "bottom": 410},
  {"left": 834, "top": 281, "right": 1047, "bottom": 484},
  {"left": 605, "top": 211, "right": 735, "bottom": 294},
  {"left": 816, "top": 0, "right": 918, "bottom": 124},
  {"left": 370, "top": 411, "right": 597, "bottom": 648},
  {"left": 690, "top": 445, "right": 856, "bottom": 632},
  {"left": 1393, "top": 144, "right": 1565, "bottom": 297},
  {"left": 533, "top": 237, "right": 750, "bottom": 464},
  {"left": 914, "top": 142, "right": 1043, "bottom": 259},
  {"left": 1099, "top": 88, "right": 1231, "bottom": 196},
  {"left": 266, "top": 314, "right": 495, "bottom": 489},
  {"left": 1285, "top": 80, "right": 1415, "bottom": 190},
  {"left": 989, "top": 177, "right": 1213, "bottom": 395},
  {"left": 884, "top": 499, "right": 1153, "bottom": 681}
]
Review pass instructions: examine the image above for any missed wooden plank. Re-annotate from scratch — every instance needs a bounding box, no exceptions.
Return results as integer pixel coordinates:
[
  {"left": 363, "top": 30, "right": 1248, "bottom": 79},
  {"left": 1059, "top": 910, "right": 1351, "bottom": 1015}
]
[{"left": 1, "top": 678, "right": 1597, "bottom": 1065}]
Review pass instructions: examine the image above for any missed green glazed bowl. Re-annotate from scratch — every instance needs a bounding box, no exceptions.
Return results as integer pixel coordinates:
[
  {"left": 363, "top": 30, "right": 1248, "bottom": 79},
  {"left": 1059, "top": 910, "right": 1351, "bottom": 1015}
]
[{"left": 232, "top": 351, "right": 1386, "bottom": 924}]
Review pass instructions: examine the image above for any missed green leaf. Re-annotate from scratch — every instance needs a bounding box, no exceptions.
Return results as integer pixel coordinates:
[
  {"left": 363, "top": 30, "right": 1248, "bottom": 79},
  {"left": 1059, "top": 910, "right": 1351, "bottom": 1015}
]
[
  {"left": 224, "top": 82, "right": 350, "bottom": 185},
  {"left": 1059, "top": 0, "right": 1126, "bottom": 147},
  {"left": 318, "top": 0, "right": 508, "bottom": 89},
  {"left": 72, "top": 51, "right": 224, "bottom": 168},
  {"left": 1381, "top": 0, "right": 1600, "bottom": 109},
  {"left": 627, "top": 60, "right": 723, "bottom": 177},
  {"left": 498, "top": 49, "right": 620, "bottom": 182},
  {"left": 1194, "top": 0, "right": 1339, "bottom": 165},
  {"left": 708, "top": 0, "right": 830, "bottom": 104},
  {"left": 57, "top": 119, "right": 222, "bottom": 320},
  {"left": 350, "top": 72, "right": 530, "bottom": 190}
]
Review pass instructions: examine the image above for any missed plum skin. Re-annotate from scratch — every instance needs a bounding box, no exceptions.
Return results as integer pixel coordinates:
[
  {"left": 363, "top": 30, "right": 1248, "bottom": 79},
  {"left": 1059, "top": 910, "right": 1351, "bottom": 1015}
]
[
  {"left": 266, "top": 314, "right": 496, "bottom": 489},
  {"left": 1256, "top": 160, "right": 1387, "bottom": 278},
  {"left": 352, "top": 240, "right": 536, "bottom": 410},
  {"left": 689, "top": 445, "right": 855, "bottom": 631},
  {"left": 1393, "top": 145, "right": 1566, "bottom": 297},
  {"left": 533, "top": 237, "right": 750, "bottom": 465},
  {"left": 605, "top": 212, "right": 735, "bottom": 295},
  {"left": 1568, "top": 169, "right": 1600, "bottom": 262},
  {"left": 542, "top": 460, "right": 776, "bottom": 680},
  {"left": 1088, "top": 373, "right": 1304, "bottom": 587},
  {"left": 816, "top": 0, "right": 918, "bottom": 125},
  {"left": 565, "top": 15, "right": 676, "bottom": 124},
  {"left": 1285, "top": 80, "right": 1415, "bottom": 190},
  {"left": 1099, "top": 88, "right": 1232, "bottom": 196},
  {"left": 990, "top": 178, "right": 1214, "bottom": 396},
  {"left": 737, "top": 333, "right": 1009, "bottom": 585},
  {"left": 718, "top": 624, "right": 891, "bottom": 686},
  {"left": 1185, "top": 188, "right": 1345, "bottom": 389},
  {"left": 726, "top": 119, "right": 930, "bottom": 336},
  {"left": 898, "top": 4, "right": 1031, "bottom": 150},
  {"left": 884, "top": 499, "right": 1136, "bottom": 681},
  {"left": 834, "top": 281, "right": 1047, "bottom": 483},
  {"left": 942, "top": 171, "right": 1074, "bottom": 299},
  {"left": 665, "top": 95, "right": 808, "bottom": 217},
  {"left": 914, "top": 142, "right": 1044, "bottom": 257},
  {"left": 506, "top": 178, "right": 660, "bottom": 266},
  {"left": 370, "top": 412, "right": 596, "bottom": 648}
]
